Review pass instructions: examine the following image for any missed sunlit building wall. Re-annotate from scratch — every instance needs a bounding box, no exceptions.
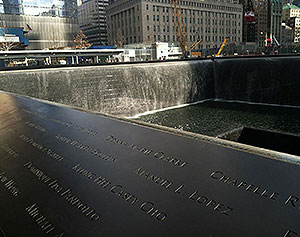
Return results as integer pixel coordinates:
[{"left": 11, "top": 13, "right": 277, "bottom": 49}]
[
  {"left": 0, "top": 0, "right": 79, "bottom": 49},
  {"left": 107, "top": 0, "right": 243, "bottom": 50}
]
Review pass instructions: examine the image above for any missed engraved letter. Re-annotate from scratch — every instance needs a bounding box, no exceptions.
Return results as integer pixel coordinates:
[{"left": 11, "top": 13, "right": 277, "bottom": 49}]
[
  {"left": 141, "top": 202, "right": 154, "bottom": 212},
  {"left": 285, "top": 196, "right": 299, "bottom": 207},
  {"left": 111, "top": 185, "right": 122, "bottom": 194},
  {"left": 210, "top": 171, "right": 223, "bottom": 180},
  {"left": 284, "top": 230, "right": 297, "bottom": 237},
  {"left": 269, "top": 192, "right": 279, "bottom": 201},
  {"left": 174, "top": 185, "right": 184, "bottom": 194}
]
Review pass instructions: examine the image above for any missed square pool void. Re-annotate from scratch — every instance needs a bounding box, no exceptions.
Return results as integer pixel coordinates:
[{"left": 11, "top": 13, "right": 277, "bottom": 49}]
[{"left": 218, "top": 127, "right": 300, "bottom": 156}]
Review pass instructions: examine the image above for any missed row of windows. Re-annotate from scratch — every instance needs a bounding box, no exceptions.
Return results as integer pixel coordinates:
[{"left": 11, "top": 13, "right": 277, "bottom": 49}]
[
  {"left": 107, "top": 0, "right": 139, "bottom": 13},
  {"left": 145, "top": 0, "right": 240, "bottom": 13},
  {"left": 112, "top": 25, "right": 241, "bottom": 41},
  {"left": 148, "top": 4, "right": 240, "bottom": 19},
  {"left": 149, "top": 34, "right": 239, "bottom": 43},
  {"left": 110, "top": 20, "right": 240, "bottom": 35},
  {"left": 149, "top": 24, "right": 239, "bottom": 34},
  {"left": 110, "top": 25, "right": 140, "bottom": 34},
  {"left": 148, "top": 14, "right": 240, "bottom": 26},
  {"left": 107, "top": 0, "right": 241, "bottom": 15},
  {"left": 118, "top": 33, "right": 240, "bottom": 45},
  {"left": 110, "top": 11, "right": 241, "bottom": 26},
  {"left": 109, "top": 6, "right": 241, "bottom": 26}
]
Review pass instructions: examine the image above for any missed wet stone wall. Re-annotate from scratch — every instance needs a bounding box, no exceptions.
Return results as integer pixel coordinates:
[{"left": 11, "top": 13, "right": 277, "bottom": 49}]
[
  {"left": 0, "top": 56, "right": 299, "bottom": 117},
  {"left": 0, "top": 61, "right": 215, "bottom": 117}
]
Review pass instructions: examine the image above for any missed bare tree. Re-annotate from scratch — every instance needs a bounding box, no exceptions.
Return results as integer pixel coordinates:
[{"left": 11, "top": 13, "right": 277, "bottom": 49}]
[
  {"left": 73, "top": 30, "right": 92, "bottom": 49},
  {"left": 0, "top": 28, "right": 21, "bottom": 51},
  {"left": 113, "top": 28, "right": 125, "bottom": 48},
  {"left": 0, "top": 41, "right": 21, "bottom": 51}
]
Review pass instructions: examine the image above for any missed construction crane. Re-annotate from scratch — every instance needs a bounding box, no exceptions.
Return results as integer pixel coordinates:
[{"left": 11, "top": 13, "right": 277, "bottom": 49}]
[
  {"left": 214, "top": 37, "right": 229, "bottom": 57},
  {"left": 189, "top": 38, "right": 202, "bottom": 51},
  {"left": 170, "top": 0, "right": 202, "bottom": 58}
]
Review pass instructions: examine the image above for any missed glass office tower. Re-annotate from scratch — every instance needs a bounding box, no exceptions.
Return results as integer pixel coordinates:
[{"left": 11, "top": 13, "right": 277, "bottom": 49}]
[
  {"left": 0, "top": 0, "right": 79, "bottom": 49},
  {"left": 2, "top": 0, "right": 23, "bottom": 15},
  {"left": 0, "top": 0, "right": 77, "bottom": 17}
]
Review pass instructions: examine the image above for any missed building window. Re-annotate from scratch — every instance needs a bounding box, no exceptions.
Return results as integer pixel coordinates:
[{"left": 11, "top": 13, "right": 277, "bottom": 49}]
[{"left": 146, "top": 4, "right": 149, "bottom": 10}]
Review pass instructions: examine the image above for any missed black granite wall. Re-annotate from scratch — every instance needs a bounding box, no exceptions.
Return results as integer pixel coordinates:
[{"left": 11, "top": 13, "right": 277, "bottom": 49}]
[{"left": 214, "top": 56, "right": 300, "bottom": 106}]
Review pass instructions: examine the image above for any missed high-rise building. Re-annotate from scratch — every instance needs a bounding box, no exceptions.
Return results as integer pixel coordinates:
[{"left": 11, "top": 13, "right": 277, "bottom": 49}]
[
  {"left": 78, "top": 0, "right": 108, "bottom": 45},
  {"left": 0, "top": 0, "right": 79, "bottom": 49},
  {"left": 283, "top": 4, "right": 300, "bottom": 43},
  {"left": 240, "top": 0, "right": 256, "bottom": 42},
  {"left": 270, "top": 0, "right": 282, "bottom": 44},
  {"left": 106, "top": 0, "right": 243, "bottom": 50},
  {"left": 2, "top": 0, "right": 23, "bottom": 14},
  {"left": 252, "top": 0, "right": 269, "bottom": 48},
  {"left": 240, "top": 0, "right": 282, "bottom": 48},
  {"left": 283, "top": 3, "right": 300, "bottom": 22}
]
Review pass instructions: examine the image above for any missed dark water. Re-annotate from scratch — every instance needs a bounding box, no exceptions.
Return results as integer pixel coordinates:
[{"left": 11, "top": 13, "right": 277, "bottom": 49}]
[{"left": 137, "top": 101, "right": 300, "bottom": 137}]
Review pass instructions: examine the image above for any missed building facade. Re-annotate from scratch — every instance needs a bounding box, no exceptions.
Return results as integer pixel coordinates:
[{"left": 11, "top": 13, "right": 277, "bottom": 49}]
[
  {"left": 240, "top": 0, "right": 256, "bottom": 43},
  {"left": 282, "top": 4, "right": 300, "bottom": 43},
  {"left": 107, "top": 0, "right": 243, "bottom": 50},
  {"left": 240, "top": 0, "right": 282, "bottom": 49},
  {"left": 288, "top": 16, "right": 300, "bottom": 42},
  {"left": 78, "top": 0, "right": 109, "bottom": 45},
  {"left": 251, "top": 0, "right": 270, "bottom": 48},
  {"left": 270, "top": 0, "right": 282, "bottom": 44},
  {"left": 0, "top": 0, "right": 79, "bottom": 49},
  {"left": 283, "top": 3, "right": 300, "bottom": 22}
]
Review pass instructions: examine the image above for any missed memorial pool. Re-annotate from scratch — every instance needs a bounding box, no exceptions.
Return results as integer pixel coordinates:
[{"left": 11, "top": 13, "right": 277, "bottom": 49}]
[{"left": 137, "top": 100, "right": 300, "bottom": 137}]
